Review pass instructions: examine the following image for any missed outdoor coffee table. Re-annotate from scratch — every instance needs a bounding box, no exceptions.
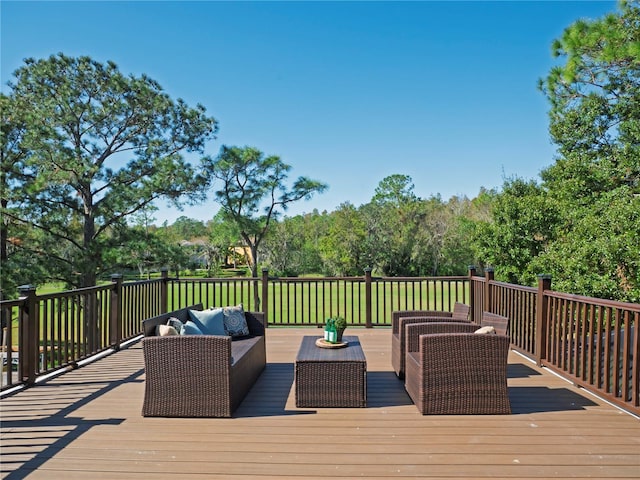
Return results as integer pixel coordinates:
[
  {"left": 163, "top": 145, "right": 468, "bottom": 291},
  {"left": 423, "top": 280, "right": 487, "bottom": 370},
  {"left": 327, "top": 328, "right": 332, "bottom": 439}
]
[{"left": 295, "top": 335, "right": 367, "bottom": 408}]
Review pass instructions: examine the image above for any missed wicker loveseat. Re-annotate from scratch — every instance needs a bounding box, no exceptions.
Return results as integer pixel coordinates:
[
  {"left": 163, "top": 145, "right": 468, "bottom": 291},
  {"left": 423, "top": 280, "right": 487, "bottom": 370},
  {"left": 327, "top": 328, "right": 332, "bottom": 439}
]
[
  {"left": 404, "top": 321, "right": 511, "bottom": 415},
  {"left": 141, "top": 304, "right": 266, "bottom": 418},
  {"left": 391, "top": 302, "right": 471, "bottom": 379}
]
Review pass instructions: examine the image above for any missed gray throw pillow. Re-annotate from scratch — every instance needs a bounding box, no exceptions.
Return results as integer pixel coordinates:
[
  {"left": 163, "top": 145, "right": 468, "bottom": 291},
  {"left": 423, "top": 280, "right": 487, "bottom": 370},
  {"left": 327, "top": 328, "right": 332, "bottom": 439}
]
[{"left": 166, "top": 317, "right": 183, "bottom": 332}]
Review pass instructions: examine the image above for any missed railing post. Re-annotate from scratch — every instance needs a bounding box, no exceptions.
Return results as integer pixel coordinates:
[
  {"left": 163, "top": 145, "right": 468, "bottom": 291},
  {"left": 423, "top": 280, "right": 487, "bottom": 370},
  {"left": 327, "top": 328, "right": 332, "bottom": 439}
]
[
  {"left": 18, "top": 285, "right": 38, "bottom": 386},
  {"left": 484, "top": 268, "right": 494, "bottom": 313},
  {"left": 160, "top": 268, "right": 169, "bottom": 313},
  {"left": 110, "top": 274, "right": 123, "bottom": 350},
  {"left": 261, "top": 268, "right": 269, "bottom": 327},
  {"left": 535, "top": 274, "right": 552, "bottom": 366},
  {"left": 468, "top": 265, "right": 477, "bottom": 322},
  {"left": 364, "top": 268, "right": 372, "bottom": 328}
]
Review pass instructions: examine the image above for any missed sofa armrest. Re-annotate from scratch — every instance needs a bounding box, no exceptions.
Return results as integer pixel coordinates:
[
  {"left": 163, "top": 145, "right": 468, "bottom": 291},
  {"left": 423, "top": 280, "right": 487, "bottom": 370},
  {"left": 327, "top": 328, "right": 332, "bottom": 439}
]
[
  {"left": 245, "top": 311, "right": 265, "bottom": 336},
  {"left": 143, "top": 334, "right": 231, "bottom": 372},
  {"left": 142, "top": 334, "right": 234, "bottom": 417}
]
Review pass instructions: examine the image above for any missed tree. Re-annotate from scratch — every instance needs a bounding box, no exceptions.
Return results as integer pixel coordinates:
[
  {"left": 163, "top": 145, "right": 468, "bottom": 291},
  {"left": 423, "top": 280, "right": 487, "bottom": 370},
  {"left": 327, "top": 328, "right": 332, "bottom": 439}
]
[
  {"left": 536, "top": 0, "right": 640, "bottom": 300},
  {"left": 0, "top": 93, "right": 35, "bottom": 295},
  {"left": 411, "top": 195, "right": 475, "bottom": 277},
  {"left": 3, "top": 54, "right": 217, "bottom": 288},
  {"left": 531, "top": 188, "right": 639, "bottom": 301},
  {"left": 477, "top": 2, "right": 640, "bottom": 300},
  {"left": 540, "top": 0, "right": 640, "bottom": 199},
  {"left": 204, "top": 145, "right": 327, "bottom": 279},
  {"left": 262, "top": 212, "right": 330, "bottom": 276},
  {"left": 170, "top": 216, "right": 208, "bottom": 240},
  {"left": 106, "top": 206, "right": 189, "bottom": 278},
  {"left": 363, "top": 175, "right": 421, "bottom": 276},
  {"left": 371, "top": 174, "right": 418, "bottom": 206},
  {"left": 206, "top": 211, "right": 242, "bottom": 271},
  {"left": 473, "top": 178, "right": 559, "bottom": 285},
  {"left": 260, "top": 217, "right": 306, "bottom": 276},
  {"left": 319, "top": 202, "right": 368, "bottom": 276}
]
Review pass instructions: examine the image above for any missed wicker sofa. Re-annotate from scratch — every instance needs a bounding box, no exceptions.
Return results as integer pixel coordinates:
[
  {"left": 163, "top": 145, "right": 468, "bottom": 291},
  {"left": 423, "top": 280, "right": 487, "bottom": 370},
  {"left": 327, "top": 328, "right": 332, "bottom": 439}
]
[
  {"left": 391, "top": 302, "right": 471, "bottom": 379},
  {"left": 141, "top": 304, "right": 266, "bottom": 418},
  {"left": 404, "top": 321, "right": 511, "bottom": 415}
]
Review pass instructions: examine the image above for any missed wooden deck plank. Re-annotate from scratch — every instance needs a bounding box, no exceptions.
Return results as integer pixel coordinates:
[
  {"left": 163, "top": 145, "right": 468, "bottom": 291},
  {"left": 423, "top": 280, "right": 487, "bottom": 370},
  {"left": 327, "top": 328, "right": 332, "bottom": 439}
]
[{"left": 1, "top": 328, "right": 639, "bottom": 479}]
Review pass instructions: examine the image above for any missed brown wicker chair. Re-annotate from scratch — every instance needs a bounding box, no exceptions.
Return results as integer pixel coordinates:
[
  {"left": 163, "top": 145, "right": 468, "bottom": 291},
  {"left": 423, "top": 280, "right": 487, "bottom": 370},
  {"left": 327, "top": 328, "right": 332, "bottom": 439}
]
[
  {"left": 391, "top": 302, "right": 470, "bottom": 378},
  {"left": 404, "top": 322, "right": 511, "bottom": 415},
  {"left": 141, "top": 308, "right": 266, "bottom": 418}
]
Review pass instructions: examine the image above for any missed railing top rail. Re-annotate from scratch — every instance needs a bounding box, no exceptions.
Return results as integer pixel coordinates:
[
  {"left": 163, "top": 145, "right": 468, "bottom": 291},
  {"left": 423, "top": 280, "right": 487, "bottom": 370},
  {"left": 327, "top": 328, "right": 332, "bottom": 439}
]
[
  {"left": 208, "top": 275, "right": 470, "bottom": 284},
  {"left": 123, "top": 278, "right": 163, "bottom": 287},
  {"left": 168, "top": 275, "right": 470, "bottom": 283},
  {"left": 380, "top": 276, "right": 468, "bottom": 282},
  {"left": 0, "top": 298, "right": 25, "bottom": 308},
  {"left": 269, "top": 276, "right": 365, "bottom": 282},
  {"left": 38, "top": 283, "right": 112, "bottom": 301},
  {"left": 546, "top": 289, "right": 640, "bottom": 312},
  {"left": 489, "top": 280, "right": 537, "bottom": 294},
  {"left": 172, "top": 277, "right": 256, "bottom": 282}
]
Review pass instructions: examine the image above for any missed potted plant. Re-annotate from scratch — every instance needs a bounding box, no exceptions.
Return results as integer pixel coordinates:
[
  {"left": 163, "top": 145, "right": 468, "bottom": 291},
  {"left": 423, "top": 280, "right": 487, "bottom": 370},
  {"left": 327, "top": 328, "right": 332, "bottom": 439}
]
[{"left": 332, "top": 316, "right": 347, "bottom": 342}]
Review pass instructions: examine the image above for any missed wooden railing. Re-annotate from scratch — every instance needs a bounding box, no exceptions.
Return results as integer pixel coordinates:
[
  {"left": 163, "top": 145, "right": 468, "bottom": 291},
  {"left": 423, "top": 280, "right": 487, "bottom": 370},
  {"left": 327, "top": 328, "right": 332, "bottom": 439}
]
[
  {"left": 541, "top": 291, "right": 639, "bottom": 414},
  {"left": 469, "top": 268, "right": 638, "bottom": 415},
  {"left": 2, "top": 284, "right": 115, "bottom": 388},
  {"left": 1, "top": 268, "right": 638, "bottom": 416},
  {"left": 0, "top": 277, "right": 163, "bottom": 391},
  {"left": 162, "top": 269, "right": 469, "bottom": 327}
]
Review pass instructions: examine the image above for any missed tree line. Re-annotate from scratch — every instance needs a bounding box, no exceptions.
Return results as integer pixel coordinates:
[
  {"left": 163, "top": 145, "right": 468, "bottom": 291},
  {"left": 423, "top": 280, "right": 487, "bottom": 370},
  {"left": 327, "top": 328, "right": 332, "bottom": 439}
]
[
  {"left": 143, "top": 175, "right": 493, "bottom": 280},
  {"left": 2, "top": 1, "right": 638, "bottom": 302}
]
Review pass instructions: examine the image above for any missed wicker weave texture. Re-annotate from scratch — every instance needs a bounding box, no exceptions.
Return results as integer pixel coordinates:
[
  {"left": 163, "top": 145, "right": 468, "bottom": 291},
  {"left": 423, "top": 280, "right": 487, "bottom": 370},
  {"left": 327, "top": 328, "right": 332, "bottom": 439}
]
[
  {"left": 404, "top": 322, "right": 479, "bottom": 354},
  {"left": 480, "top": 312, "right": 509, "bottom": 336},
  {"left": 391, "top": 303, "right": 470, "bottom": 379},
  {"left": 142, "top": 335, "right": 233, "bottom": 417},
  {"left": 405, "top": 331, "right": 511, "bottom": 415},
  {"left": 295, "top": 336, "right": 366, "bottom": 408}
]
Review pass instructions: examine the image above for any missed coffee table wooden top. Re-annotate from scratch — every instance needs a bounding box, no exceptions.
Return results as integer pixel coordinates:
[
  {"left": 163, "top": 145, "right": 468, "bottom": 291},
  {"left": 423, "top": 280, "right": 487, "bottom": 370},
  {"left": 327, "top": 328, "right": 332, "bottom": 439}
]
[{"left": 296, "top": 335, "right": 366, "bottom": 363}]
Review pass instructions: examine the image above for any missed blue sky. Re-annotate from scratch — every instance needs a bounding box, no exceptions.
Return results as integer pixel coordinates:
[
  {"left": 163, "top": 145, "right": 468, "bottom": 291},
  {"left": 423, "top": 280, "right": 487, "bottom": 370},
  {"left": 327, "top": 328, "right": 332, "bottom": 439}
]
[{"left": 1, "top": 1, "right": 618, "bottom": 225}]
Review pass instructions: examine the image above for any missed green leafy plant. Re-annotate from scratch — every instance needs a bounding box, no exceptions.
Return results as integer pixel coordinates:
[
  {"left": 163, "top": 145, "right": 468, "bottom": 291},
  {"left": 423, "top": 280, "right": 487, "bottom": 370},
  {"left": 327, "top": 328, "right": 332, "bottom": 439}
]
[{"left": 330, "top": 316, "right": 346, "bottom": 331}]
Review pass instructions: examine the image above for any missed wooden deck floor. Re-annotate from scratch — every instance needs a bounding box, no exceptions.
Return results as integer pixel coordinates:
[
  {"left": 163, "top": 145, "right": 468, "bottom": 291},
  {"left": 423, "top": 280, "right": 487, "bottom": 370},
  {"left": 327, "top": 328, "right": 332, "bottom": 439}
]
[{"left": 1, "top": 328, "right": 639, "bottom": 479}]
